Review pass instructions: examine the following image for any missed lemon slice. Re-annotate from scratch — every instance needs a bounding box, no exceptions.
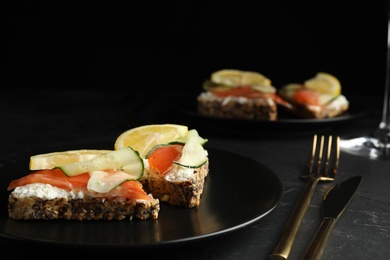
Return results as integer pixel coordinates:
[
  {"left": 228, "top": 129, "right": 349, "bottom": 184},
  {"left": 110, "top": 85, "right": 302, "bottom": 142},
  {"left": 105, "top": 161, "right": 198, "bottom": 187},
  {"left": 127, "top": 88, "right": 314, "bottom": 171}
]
[
  {"left": 30, "top": 149, "right": 112, "bottom": 170},
  {"left": 114, "top": 124, "right": 189, "bottom": 157},
  {"left": 304, "top": 72, "right": 341, "bottom": 96},
  {"left": 211, "top": 69, "right": 271, "bottom": 87},
  {"left": 241, "top": 71, "right": 272, "bottom": 86},
  {"left": 211, "top": 69, "right": 243, "bottom": 87}
]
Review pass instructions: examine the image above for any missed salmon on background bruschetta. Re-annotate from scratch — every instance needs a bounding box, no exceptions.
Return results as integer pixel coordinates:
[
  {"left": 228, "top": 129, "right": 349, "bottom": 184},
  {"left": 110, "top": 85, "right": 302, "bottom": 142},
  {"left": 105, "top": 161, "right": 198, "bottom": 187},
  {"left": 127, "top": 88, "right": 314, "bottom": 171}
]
[{"left": 277, "top": 72, "right": 349, "bottom": 119}]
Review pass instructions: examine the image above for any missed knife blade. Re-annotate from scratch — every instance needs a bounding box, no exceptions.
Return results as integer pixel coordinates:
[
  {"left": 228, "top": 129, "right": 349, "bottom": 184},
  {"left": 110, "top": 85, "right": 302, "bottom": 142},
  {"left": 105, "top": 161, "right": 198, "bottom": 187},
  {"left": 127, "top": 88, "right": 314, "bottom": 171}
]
[{"left": 301, "top": 175, "right": 363, "bottom": 260}]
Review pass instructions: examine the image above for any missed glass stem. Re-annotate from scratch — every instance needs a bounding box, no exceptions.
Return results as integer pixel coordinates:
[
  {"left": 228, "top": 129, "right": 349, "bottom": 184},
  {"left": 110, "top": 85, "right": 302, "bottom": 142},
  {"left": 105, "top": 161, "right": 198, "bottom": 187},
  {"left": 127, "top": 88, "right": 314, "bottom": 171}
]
[{"left": 374, "top": 19, "right": 390, "bottom": 153}]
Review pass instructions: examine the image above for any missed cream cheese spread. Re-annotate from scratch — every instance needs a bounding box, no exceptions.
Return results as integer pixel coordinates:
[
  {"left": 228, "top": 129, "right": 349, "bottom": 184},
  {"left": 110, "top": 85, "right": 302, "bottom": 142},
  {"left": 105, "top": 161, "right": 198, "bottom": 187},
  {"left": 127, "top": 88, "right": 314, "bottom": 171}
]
[
  {"left": 12, "top": 183, "right": 84, "bottom": 200},
  {"left": 198, "top": 91, "right": 274, "bottom": 105},
  {"left": 143, "top": 159, "right": 195, "bottom": 181},
  {"left": 307, "top": 95, "right": 349, "bottom": 112}
]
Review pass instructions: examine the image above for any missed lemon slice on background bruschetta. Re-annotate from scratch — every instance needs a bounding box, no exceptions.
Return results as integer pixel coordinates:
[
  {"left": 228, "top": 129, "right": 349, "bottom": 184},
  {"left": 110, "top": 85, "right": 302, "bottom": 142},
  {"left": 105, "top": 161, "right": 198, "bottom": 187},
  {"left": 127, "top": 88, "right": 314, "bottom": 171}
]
[
  {"left": 204, "top": 69, "right": 276, "bottom": 94},
  {"left": 304, "top": 72, "right": 341, "bottom": 97},
  {"left": 278, "top": 72, "right": 342, "bottom": 106},
  {"left": 211, "top": 69, "right": 272, "bottom": 87}
]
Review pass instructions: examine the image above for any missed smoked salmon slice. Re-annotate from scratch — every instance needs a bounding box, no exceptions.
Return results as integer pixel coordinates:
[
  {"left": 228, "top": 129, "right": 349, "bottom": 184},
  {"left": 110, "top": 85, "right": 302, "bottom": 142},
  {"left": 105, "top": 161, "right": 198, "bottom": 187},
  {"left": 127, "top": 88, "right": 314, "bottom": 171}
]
[
  {"left": 146, "top": 144, "right": 183, "bottom": 176},
  {"left": 7, "top": 168, "right": 152, "bottom": 201}
]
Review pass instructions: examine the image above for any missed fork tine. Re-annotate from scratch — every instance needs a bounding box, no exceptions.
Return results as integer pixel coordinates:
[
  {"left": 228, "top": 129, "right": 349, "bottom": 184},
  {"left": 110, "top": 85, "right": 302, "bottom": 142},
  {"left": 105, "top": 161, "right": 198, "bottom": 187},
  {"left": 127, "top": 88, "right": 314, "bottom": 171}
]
[
  {"left": 331, "top": 136, "right": 340, "bottom": 177},
  {"left": 306, "top": 135, "right": 327, "bottom": 177},
  {"left": 315, "top": 135, "right": 325, "bottom": 176},
  {"left": 322, "top": 135, "right": 333, "bottom": 177},
  {"left": 307, "top": 134, "right": 318, "bottom": 174},
  {"left": 319, "top": 135, "right": 340, "bottom": 181}
]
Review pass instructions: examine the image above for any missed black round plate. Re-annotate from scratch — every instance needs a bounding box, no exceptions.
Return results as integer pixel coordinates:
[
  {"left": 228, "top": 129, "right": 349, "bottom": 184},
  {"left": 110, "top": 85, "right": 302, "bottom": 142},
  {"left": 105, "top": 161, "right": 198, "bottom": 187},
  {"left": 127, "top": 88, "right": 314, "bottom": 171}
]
[{"left": 175, "top": 97, "right": 369, "bottom": 136}]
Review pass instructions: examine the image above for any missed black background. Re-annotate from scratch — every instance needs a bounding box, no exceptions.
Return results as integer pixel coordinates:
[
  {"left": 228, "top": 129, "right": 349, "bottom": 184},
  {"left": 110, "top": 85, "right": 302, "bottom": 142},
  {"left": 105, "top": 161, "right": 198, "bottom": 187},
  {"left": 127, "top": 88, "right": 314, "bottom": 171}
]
[{"left": 2, "top": 1, "right": 388, "bottom": 97}]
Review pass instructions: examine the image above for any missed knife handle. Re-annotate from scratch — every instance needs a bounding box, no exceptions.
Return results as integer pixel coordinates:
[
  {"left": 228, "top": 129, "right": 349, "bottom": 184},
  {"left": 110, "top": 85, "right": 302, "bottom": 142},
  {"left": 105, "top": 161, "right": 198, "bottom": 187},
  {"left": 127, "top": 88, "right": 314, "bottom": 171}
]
[
  {"left": 301, "top": 217, "right": 337, "bottom": 260},
  {"left": 270, "top": 177, "right": 319, "bottom": 260}
]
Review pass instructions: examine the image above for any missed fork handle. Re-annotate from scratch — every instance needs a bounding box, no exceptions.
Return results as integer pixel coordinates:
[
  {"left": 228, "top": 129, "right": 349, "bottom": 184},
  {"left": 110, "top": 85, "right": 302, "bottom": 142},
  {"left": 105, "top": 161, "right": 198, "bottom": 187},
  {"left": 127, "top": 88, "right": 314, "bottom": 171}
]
[
  {"left": 270, "top": 177, "right": 319, "bottom": 260},
  {"left": 301, "top": 217, "right": 337, "bottom": 260}
]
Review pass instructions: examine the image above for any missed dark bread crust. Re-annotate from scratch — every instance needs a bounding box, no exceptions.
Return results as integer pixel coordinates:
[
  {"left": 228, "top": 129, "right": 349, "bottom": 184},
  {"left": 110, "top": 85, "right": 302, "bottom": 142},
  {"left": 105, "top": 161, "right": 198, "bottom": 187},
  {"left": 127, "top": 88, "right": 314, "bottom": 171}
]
[
  {"left": 289, "top": 103, "right": 348, "bottom": 119},
  {"left": 8, "top": 194, "right": 159, "bottom": 220},
  {"left": 140, "top": 161, "right": 209, "bottom": 208},
  {"left": 279, "top": 98, "right": 349, "bottom": 119},
  {"left": 197, "top": 93, "right": 277, "bottom": 121}
]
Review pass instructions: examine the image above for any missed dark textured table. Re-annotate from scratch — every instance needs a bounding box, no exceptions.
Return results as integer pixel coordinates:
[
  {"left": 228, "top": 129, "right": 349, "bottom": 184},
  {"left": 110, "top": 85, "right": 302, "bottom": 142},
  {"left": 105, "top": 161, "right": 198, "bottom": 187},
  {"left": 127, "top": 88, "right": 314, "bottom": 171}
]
[{"left": 0, "top": 89, "right": 389, "bottom": 259}]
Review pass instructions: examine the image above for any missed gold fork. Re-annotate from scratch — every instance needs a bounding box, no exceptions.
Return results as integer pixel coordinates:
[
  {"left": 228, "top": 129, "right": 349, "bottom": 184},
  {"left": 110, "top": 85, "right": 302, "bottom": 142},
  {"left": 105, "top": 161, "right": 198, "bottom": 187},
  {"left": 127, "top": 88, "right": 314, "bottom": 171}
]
[{"left": 269, "top": 135, "right": 340, "bottom": 260}]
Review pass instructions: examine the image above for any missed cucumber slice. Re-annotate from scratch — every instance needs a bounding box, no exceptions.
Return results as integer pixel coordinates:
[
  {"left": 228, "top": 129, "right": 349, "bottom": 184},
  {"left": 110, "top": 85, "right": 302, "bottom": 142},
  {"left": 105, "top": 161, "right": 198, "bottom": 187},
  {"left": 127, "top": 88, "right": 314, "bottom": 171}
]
[
  {"left": 202, "top": 80, "right": 234, "bottom": 91},
  {"left": 173, "top": 136, "right": 208, "bottom": 168},
  {"left": 59, "top": 147, "right": 144, "bottom": 177},
  {"left": 170, "top": 129, "right": 208, "bottom": 146},
  {"left": 145, "top": 129, "right": 208, "bottom": 169},
  {"left": 278, "top": 83, "right": 303, "bottom": 99},
  {"left": 87, "top": 170, "right": 135, "bottom": 193},
  {"left": 319, "top": 94, "right": 341, "bottom": 106},
  {"left": 251, "top": 84, "right": 276, "bottom": 94},
  {"left": 319, "top": 94, "right": 340, "bottom": 105}
]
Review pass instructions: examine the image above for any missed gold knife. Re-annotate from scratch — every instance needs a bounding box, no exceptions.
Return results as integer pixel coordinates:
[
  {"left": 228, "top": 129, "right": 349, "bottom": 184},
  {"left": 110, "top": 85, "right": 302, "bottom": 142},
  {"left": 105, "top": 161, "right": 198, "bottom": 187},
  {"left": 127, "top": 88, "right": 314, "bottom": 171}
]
[{"left": 301, "top": 176, "right": 363, "bottom": 260}]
